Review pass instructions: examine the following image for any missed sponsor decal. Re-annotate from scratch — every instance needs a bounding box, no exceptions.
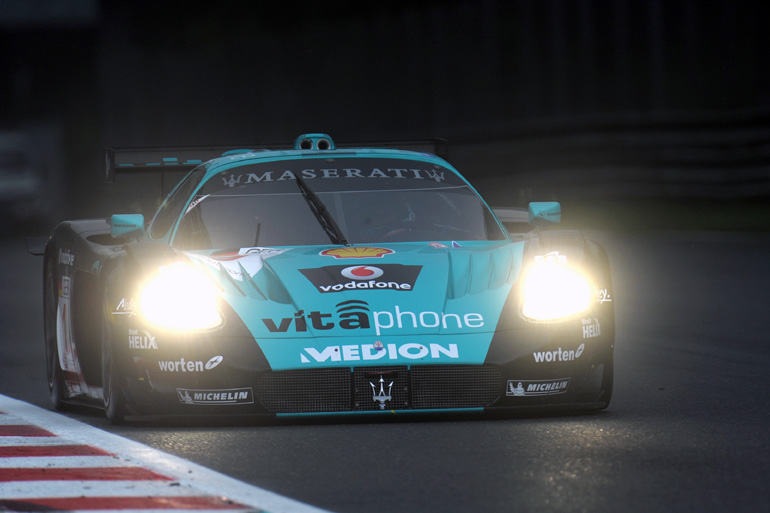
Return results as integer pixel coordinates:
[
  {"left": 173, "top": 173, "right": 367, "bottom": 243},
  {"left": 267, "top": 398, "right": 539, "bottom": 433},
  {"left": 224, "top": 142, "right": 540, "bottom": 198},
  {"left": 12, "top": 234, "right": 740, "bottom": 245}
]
[
  {"left": 56, "top": 297, "right": 80, "bottom": 378},
  {"left": 319, "top": 247, "right": 394, "bottom": 259},
  {"left": 299, "top": 264, "right": 421, "bottom": 293},
  {"left": 533, "top": 343, "right": 585, "bottom": 363},
  {"left": 507, "top": 378, "right": 570, "bottom": 396},
  {"left": 534, "top": 251, "right": 567, "bottom": 264},
  {"left": 157, "top": 356, "right": 223, "bottom": 373},
  {"left": 428, "top": 242, "right": 448, "bottom": 248},
  {"left": 177, "top": 387, "right": 254, "bottom": 405},
  {"left": 58, "top": 249, "right": 75, "bottom": 266},
  {"left": 341, "top": 266, "right": 384, "bottom": 280},
  {"left": 205, "top": 355, "right": 224, "bottom": 369},
  {"left": 59, "top": 276, "right": 71, "bottom": 299},
  {"left": 263, "top": 300, "right": 484, "bottom": 336},
  {"left": 221, "top": 167, "right": 446, "bottom": 188},
  {"left": 128, "top": 328, "right": 158, "bottom": 349},
  {"left": 185, "top": 194, "right": 210, "bottom": 214},
  {"left": 596, "top": 288, "right": 613, "bottom": 303},
  {"left": 300, "top": 342, "right": 459, "bottom": 364},
  {"left": 452, "top": 241, "right": 462, "bottom": 248},
  {"left": 371, "top": 375, "right": 393, "bottom": 409},
  {"left": 209, "top": 247, "right": 285, "bottom": 260},
  {"left": 187, "top": 247, "right": 285, "bottom": 281},
  {"left": 113, "top": 297, "right": 137, "bottom": 317},
  {"left": 581, "top": 317, "right": 601, "bottom": 338}
]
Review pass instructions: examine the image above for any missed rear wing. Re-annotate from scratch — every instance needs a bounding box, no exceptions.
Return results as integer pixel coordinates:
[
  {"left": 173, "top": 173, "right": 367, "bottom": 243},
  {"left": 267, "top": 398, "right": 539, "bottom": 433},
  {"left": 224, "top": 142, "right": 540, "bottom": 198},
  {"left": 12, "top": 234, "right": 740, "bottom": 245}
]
[
  {"left": 105, "top": 138, "right": 448, "bottom": 182},
  {"left": 104, "top": 146, "right": 269, "bottom": 182}
]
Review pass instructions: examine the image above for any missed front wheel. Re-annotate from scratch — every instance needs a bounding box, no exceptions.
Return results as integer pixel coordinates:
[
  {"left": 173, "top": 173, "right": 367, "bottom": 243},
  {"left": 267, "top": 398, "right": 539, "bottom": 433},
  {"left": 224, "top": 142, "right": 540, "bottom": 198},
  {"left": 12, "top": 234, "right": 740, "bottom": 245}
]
[
  {"left": 102, "top": 301, "right": 129, "bottom": 424},
  {"left": 43, "top": 252, "right": 69, "bottom": 410}
]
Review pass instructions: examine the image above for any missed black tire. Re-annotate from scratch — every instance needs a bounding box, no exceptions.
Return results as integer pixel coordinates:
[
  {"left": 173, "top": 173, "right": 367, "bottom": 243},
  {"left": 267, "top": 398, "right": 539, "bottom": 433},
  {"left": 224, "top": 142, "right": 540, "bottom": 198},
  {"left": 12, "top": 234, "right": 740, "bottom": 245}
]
[
  {"left": 43, "top": 251, "right": 69, "bottom": 410},
  {"left": 102, "top": 298, "right": 129, "bottom": 424},
  {"left": 594, "top": 354, "right": 614, "bottom": 410}
]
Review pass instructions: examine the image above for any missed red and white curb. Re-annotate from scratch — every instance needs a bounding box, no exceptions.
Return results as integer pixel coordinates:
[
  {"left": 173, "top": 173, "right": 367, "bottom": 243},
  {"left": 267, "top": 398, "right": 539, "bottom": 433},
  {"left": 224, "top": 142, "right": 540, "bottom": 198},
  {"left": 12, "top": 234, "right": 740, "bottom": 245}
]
[{"left": 0, "top": 394, "right": 331, "bottom": 513}]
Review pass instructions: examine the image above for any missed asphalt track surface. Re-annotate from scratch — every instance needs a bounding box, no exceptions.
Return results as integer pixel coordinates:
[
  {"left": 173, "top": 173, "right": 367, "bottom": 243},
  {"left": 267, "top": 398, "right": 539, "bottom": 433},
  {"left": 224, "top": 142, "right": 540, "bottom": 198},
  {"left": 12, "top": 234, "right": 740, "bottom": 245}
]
[{"left": 1, "top": 230, "right": 769, "bottom": 513}]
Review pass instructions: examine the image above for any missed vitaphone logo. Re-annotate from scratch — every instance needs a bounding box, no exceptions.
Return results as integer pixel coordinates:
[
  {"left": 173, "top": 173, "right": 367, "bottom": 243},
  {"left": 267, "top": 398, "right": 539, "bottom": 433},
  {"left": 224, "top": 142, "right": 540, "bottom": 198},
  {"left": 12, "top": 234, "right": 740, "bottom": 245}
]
[
  {"left": 299, "top": 264, "right": 421, "bottom": 293},
  {"left": 262, "top": 300, "right": 484, "bottom": 336},
  {"left": 221, "top": 167, "right": 446, "bottom": 188}
]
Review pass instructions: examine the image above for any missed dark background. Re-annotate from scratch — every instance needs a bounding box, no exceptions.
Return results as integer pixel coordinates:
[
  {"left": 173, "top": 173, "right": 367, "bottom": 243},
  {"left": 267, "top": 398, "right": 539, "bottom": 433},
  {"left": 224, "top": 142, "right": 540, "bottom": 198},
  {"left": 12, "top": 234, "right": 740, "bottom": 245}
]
[
  {"left": 1, "top": 0, "right": 769, "bottom": 230},
  {"left": 2, "top": 4, "right": 770, "bottom": 512}
]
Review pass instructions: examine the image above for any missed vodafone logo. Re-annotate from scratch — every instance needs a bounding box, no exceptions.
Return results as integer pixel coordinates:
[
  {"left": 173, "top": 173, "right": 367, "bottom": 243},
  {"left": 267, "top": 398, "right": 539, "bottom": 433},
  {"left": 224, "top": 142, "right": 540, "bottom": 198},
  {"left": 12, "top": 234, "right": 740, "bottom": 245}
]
[
  {"left": 300, "top": 264, "right": 421, "bottom": 293},
  {"left": 341, "top": 266, "right": 384, "bottom": 280}
]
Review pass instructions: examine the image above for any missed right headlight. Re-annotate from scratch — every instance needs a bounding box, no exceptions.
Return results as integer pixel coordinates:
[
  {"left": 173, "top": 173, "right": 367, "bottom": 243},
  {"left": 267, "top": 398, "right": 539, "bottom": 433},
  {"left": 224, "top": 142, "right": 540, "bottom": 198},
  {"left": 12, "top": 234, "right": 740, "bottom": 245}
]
[{"left": 520, "top": 263, "right": 593, "bottom": 322}]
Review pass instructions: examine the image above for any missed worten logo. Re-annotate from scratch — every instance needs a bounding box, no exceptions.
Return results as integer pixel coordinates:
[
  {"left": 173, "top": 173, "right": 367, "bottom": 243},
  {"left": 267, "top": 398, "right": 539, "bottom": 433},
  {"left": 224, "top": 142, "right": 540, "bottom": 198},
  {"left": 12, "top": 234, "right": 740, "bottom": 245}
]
[
  {"left": 300, "top": 264, "right": 421, "bottom": 293},
  {"left": 158, "top": 355, "right": 223, "bottom": 372},
  {"left": 262, "top": 300, "right": 484, "bottom": 336},
  {"left": 533, "top": 343, "right": 585, "bottom": 363}
]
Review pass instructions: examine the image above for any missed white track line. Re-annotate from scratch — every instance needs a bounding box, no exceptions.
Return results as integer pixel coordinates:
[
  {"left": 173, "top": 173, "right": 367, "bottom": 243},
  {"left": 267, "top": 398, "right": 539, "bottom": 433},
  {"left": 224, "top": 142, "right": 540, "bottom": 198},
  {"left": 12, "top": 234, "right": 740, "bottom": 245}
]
[
  {"left": 0, "top": 455, "right": 134, "bottom": 468},
  {"left": 0, "top": 481, "right": 204, "bottom": 499},
  {"left": 0, "top": 436, "right": 75, "bottom": 446},
  {"left": 0, "top": 394, "right": 332, "bottom": 513}
]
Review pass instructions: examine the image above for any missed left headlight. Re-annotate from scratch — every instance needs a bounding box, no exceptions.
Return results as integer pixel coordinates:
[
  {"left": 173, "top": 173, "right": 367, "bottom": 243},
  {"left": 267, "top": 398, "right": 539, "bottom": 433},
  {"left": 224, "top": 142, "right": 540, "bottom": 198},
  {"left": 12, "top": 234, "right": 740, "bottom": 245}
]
[
  {"left": 520, "top": 263, "right": 593, "bottom": 322},
  {"left": 139, "top": 263, "right": 222, "bottom": 331}
]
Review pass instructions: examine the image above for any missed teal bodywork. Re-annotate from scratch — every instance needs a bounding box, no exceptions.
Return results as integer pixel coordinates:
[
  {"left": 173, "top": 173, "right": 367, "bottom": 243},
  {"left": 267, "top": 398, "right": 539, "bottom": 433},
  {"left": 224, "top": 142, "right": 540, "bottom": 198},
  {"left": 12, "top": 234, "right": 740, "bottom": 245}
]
[
  {"left": 185, "top": 240, "right": 525, "bottom": 370},
  {"left": 144, "top": 136, "right": 531, "bottom": 372}
]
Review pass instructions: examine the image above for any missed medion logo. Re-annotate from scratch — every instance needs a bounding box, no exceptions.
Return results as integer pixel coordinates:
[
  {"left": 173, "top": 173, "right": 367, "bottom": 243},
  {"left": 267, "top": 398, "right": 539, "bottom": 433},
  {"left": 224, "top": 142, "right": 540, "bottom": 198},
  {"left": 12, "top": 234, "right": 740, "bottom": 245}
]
[{"left": 300, "top": 342, "right": 459, "bottom": 364}]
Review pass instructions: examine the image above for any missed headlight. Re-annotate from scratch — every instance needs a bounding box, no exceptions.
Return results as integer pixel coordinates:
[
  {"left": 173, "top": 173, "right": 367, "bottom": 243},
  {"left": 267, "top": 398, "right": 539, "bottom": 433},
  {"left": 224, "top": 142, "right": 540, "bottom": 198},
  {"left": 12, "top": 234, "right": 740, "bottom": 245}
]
[
  {"left": 521, "top": 263, "right": 593, "bottom": 321},
  {"left": 139, "top": 263, "right": 222, "bottom": 330}
]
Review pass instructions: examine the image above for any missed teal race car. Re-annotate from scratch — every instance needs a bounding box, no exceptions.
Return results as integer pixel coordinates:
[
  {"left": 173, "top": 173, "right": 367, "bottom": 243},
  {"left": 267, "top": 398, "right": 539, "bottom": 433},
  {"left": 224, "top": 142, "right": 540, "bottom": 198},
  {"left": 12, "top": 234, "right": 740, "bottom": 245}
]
[{"left": 41, "top": 133, "right": 614, "bottom": 423}]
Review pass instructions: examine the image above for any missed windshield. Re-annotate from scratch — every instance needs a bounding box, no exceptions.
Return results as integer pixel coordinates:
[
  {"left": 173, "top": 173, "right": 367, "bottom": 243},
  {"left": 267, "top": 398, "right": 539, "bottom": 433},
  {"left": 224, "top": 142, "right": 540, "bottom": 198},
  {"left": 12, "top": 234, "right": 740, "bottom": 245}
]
[{"left": 172, "top": 157, "right": 504, "bottom": 249}]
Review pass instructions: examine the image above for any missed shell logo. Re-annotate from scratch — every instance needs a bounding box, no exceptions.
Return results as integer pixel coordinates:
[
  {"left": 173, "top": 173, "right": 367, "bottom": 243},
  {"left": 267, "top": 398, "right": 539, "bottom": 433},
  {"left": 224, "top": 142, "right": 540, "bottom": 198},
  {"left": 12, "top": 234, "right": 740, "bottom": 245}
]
[{"left": 320, "top": 247, "right": 394, "bottom": 259}]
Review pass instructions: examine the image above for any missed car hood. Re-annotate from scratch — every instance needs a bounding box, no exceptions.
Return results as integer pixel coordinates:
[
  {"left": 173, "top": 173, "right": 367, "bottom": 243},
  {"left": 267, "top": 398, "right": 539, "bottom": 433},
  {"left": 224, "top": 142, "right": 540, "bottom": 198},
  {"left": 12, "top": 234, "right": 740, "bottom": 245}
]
[{"left": 186, "top": 241, "right": 524, "bottom": 369}]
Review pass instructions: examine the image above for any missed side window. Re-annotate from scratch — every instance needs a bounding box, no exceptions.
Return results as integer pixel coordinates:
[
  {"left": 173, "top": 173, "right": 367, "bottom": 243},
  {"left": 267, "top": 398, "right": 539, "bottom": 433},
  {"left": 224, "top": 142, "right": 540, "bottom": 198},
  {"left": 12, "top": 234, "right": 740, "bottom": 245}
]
[{"left": 149, "top": 167, "right": 205, "bottom": 239}]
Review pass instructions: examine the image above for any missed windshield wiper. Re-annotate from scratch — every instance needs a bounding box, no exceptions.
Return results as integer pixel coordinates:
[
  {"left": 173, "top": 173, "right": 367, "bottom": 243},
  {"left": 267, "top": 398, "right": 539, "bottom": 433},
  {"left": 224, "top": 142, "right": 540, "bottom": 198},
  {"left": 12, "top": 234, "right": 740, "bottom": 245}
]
[{"left": 294, "top": 173, "right": 348, "bottom": 245}]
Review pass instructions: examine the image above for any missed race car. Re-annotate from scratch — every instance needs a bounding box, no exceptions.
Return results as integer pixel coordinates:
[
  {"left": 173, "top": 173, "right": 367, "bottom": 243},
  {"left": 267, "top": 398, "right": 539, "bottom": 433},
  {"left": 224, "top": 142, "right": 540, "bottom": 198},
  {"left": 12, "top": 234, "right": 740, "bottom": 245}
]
[{"left": 40, "top": 133, "right": 614, "bottom": 423}]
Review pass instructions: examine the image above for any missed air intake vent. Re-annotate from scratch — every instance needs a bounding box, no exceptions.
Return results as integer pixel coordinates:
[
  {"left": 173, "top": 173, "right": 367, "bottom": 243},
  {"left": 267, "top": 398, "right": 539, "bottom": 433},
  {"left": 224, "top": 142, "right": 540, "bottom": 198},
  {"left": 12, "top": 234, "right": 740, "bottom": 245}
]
[
  {"left": 293, "top": 133, "right": 335, "bottom": 151},
  {"left": 255, "top": 365, "right": 503, "bottom": 413}
]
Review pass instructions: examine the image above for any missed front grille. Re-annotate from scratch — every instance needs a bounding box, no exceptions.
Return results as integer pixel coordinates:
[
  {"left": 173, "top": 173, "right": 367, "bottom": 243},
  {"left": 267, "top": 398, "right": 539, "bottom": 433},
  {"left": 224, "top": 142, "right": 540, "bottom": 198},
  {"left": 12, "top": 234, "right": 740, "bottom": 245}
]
[
  {"left": 411, "top": 365, "right": 502, "bottom": 409},
  {"left": 256, "top": 368, "right": 351, "bottom": 413},
  {"left": 256, "top": 365, "right": 503, "bottom": 414}
]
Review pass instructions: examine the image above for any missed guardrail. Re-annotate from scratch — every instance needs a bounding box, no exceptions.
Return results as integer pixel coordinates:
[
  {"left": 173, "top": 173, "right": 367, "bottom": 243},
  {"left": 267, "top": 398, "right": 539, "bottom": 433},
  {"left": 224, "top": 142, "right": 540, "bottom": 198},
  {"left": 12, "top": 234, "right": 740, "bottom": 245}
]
[{"left": 449, "top": 110, "right": 770, "bottom": 202}]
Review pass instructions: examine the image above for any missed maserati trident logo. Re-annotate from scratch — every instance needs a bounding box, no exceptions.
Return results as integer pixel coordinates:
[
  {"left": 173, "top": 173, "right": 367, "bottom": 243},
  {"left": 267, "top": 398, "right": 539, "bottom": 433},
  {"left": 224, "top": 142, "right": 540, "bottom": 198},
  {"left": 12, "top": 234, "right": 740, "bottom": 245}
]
[
  {"left": 370, "top": 375, "right": 393, "bottom": 410},
  {"left": 222, "top": 174, "right": 242, "bottom": 188}
]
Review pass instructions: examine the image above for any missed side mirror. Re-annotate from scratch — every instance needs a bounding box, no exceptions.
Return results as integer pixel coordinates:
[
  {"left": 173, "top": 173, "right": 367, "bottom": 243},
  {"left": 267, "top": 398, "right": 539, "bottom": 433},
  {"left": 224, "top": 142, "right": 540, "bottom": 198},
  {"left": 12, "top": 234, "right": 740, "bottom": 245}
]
[
  {"left": 528, "top": 202, "right": 561, "bottom": 226},
  {"left": 111, "top": 214, "right": 145, "bottom": 238}
]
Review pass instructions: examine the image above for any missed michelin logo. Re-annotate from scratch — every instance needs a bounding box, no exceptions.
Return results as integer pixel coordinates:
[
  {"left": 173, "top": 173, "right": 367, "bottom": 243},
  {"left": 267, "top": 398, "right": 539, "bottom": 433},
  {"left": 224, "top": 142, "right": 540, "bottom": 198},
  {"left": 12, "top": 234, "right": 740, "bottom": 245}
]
[{"left": 507, "top": 378, "right": 570, "bottom": 396}]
